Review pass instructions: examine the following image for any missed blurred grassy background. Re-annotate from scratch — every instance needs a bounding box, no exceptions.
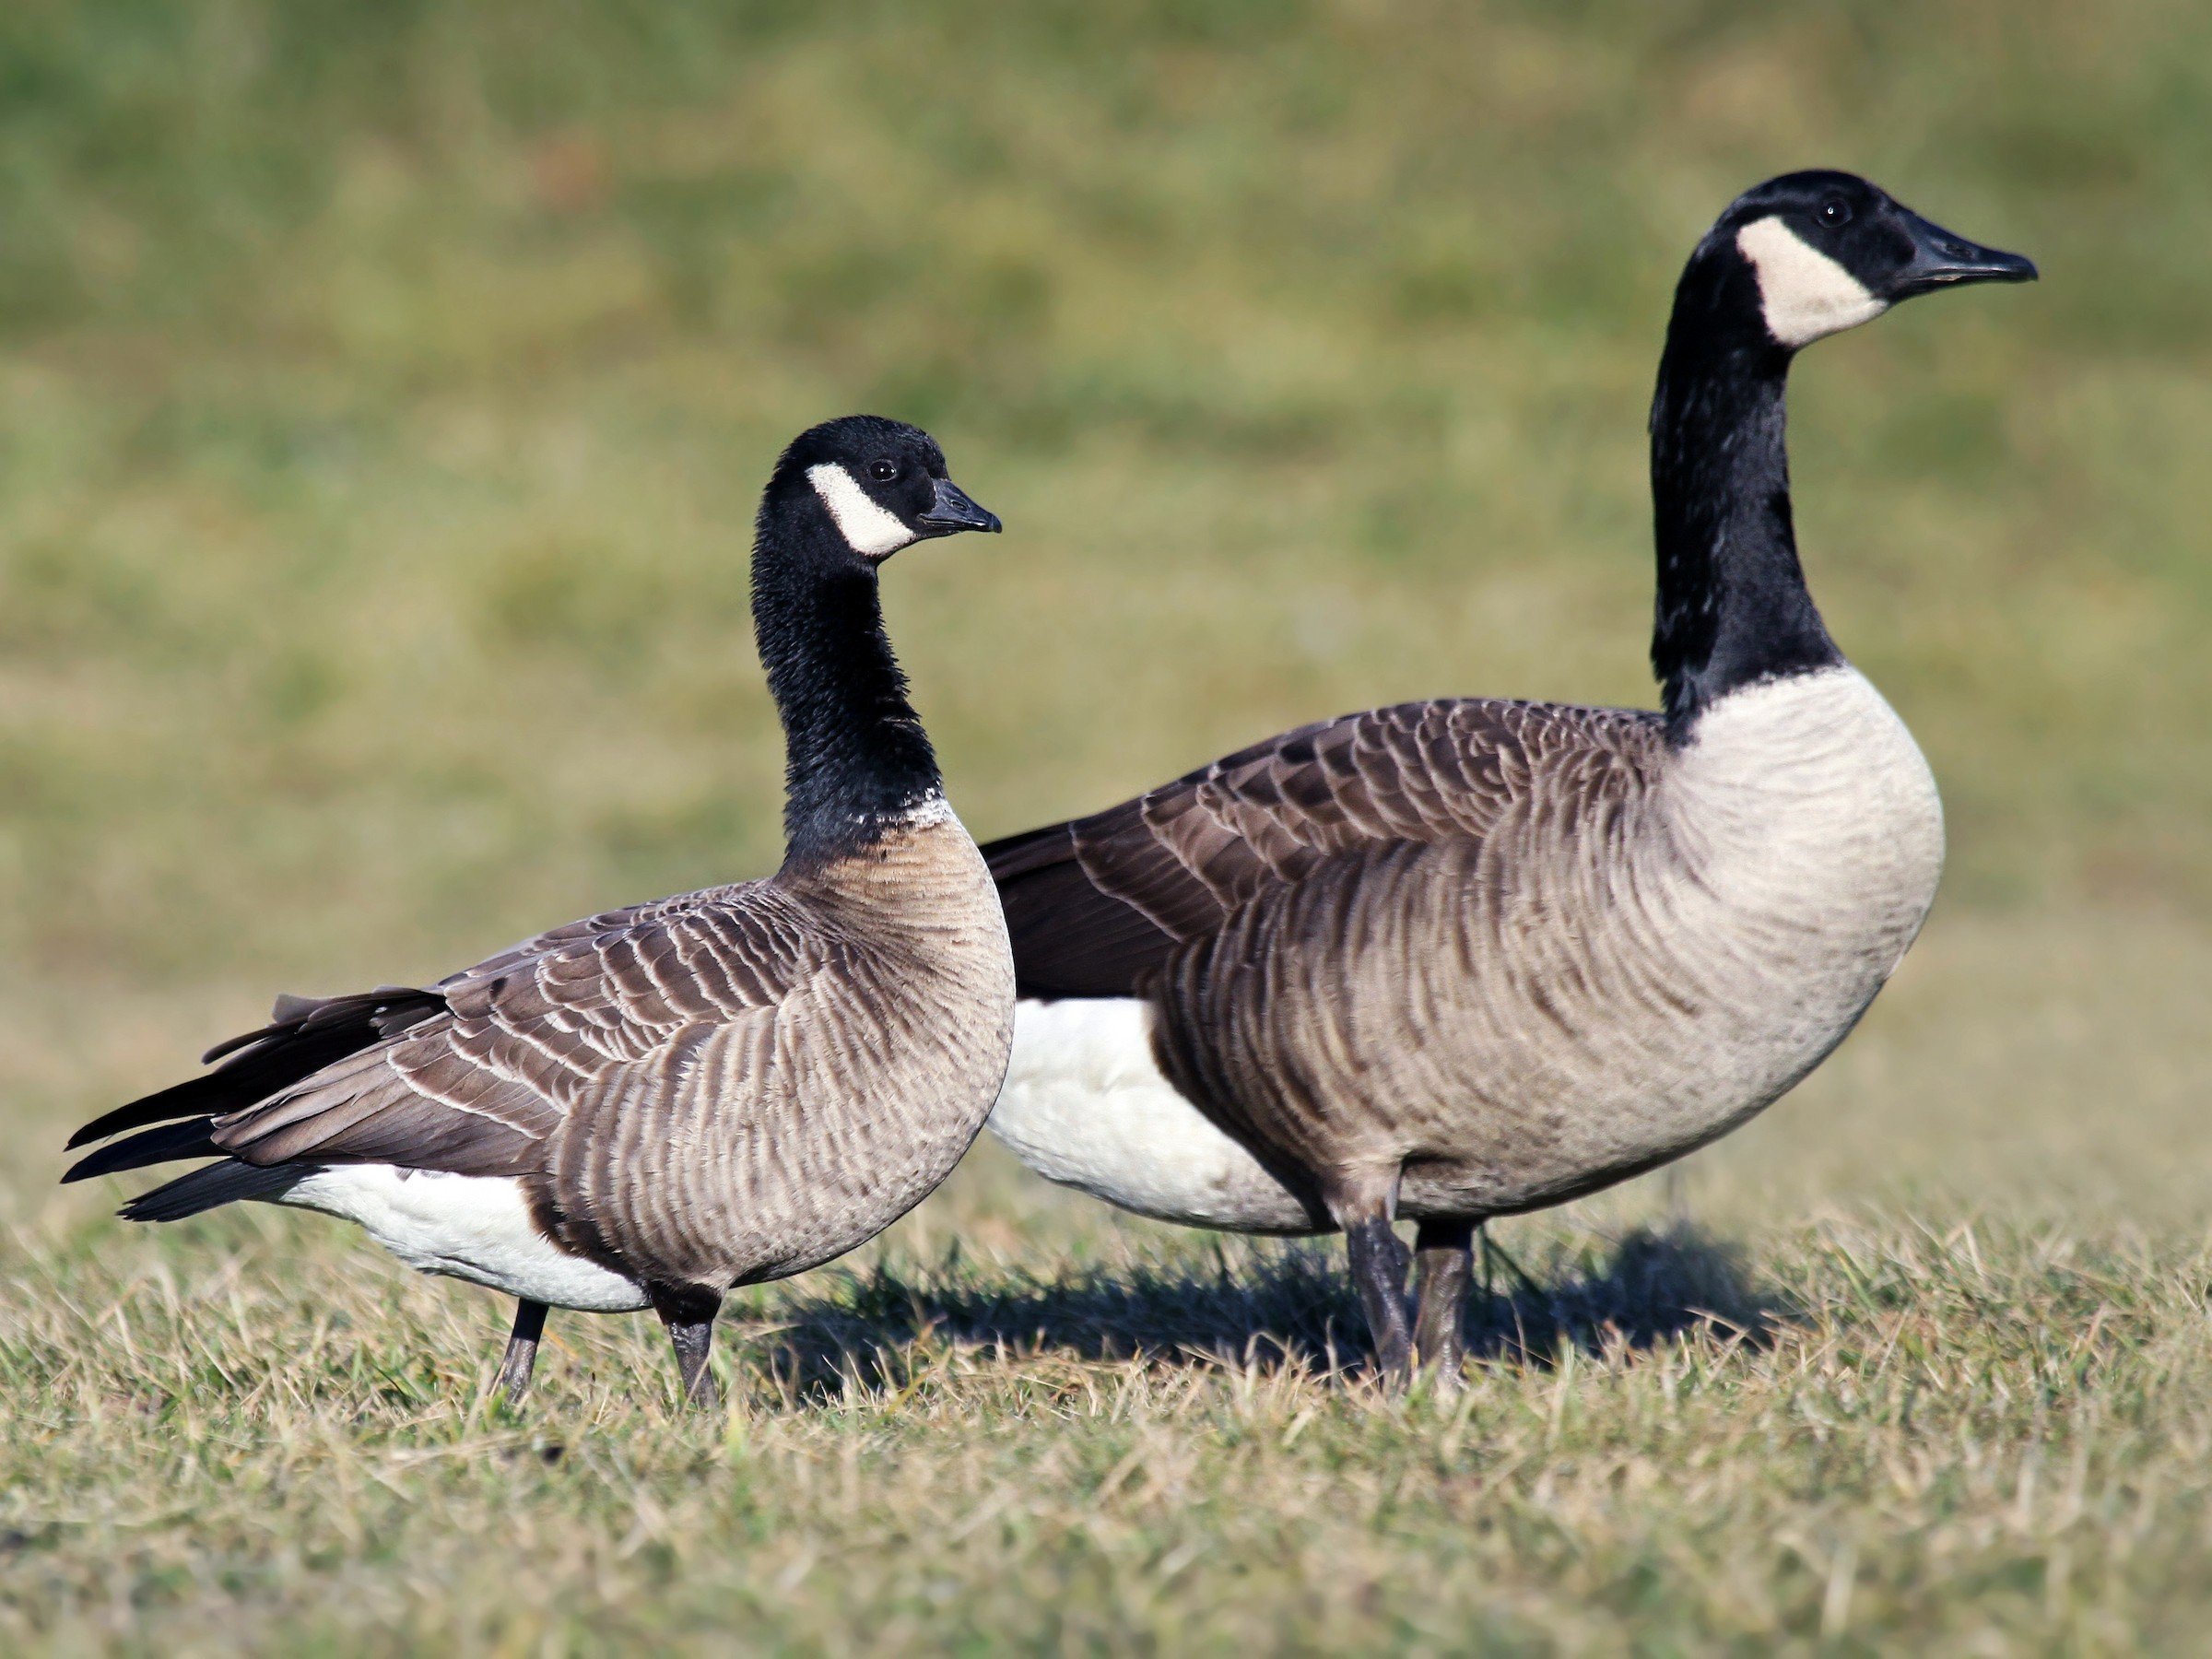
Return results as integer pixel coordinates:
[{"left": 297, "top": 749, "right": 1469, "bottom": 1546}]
[
  {"left": 4, "top": 0, "right": 2207, "bottom": 1224},
  {"left": 6, "top": 1, "right": 2212, "bottom": 1649}
]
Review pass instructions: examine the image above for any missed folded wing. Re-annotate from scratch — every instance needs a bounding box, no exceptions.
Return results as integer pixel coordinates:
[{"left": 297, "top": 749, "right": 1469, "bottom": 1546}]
[
  {"left": 65, "top": 882, "right": 820, "bottom": 1187},
  {"left": 987, "top": 698, "right": 1662, "bottom": 998}
]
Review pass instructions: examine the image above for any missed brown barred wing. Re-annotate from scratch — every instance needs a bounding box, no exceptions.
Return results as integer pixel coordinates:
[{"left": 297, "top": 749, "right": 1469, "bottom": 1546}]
[
  {"left": 65, "top": 880, "right": 824, "bottom": 1187},
  {"left": 985, "top": 699, "right": 1664, "bottom": 999},
  {"left": 209, "top": 882, "right": 824, "bottom": 1177}
]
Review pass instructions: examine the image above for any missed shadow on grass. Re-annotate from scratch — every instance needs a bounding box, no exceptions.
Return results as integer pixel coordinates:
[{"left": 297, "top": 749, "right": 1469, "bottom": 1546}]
[{"left": 741, "top": 1225, "right": 1794, "bottom": 1401}]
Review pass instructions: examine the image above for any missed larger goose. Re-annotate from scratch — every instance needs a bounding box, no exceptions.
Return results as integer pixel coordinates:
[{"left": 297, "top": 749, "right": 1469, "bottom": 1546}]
[
  {"left": 65, "top": 415, "right": 1014, "bottom": 1407},
  {"left": 984, "top": 174, "right": 2034, "bottom": 1380}
]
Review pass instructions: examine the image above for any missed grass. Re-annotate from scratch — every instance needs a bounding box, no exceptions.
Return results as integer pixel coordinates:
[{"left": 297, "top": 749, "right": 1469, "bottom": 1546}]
[
  {"left": 9, "top": 1198, "right": 2212, "bottom": 1650},
  {"left": 4, "top": 0, "right": 2211, "bottom": 1650}
]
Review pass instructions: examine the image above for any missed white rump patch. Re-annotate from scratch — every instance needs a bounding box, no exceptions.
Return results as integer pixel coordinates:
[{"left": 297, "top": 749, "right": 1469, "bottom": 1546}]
[
  {"left": 807, "top": 462, "right": 914, "bottom": 559},
  {"left": 279, "top": 1166, "right": 650, "bottom": 1312},
  {"left": 987, "top": 997, "right": 1316, "bottom": 1232},
  {"left": 1736, "top": 217, "right": 1887, "bottom": 347}
]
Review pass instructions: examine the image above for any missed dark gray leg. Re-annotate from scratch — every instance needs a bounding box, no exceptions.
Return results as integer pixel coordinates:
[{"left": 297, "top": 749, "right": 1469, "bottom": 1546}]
[
  {"left": 652, "top": 1287, "right": 723, "bottom": 1408},
  {"left": 494, "top": 1299, "right": 547, "bottom": 1400},
  {"left": 1412, "top": 1218, "right": 1475, "bottom": 1382},
  {"left": 1343, "top": 1217, "right": 1415, "bottom": 1383}
]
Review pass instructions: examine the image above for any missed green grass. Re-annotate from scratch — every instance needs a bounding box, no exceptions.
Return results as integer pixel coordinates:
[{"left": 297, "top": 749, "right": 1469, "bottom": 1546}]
[{"left": 5, "top": 0, "right": 2212, "bottom": 1649}]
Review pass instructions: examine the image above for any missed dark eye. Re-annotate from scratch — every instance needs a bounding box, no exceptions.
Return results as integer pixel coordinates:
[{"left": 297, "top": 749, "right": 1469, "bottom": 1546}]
[
  {"left": 1818, "top": 199, "right": 1852, "bottom": 229},
  {"left": 868, "top": 459, "right": 898, "bottom": 483}
]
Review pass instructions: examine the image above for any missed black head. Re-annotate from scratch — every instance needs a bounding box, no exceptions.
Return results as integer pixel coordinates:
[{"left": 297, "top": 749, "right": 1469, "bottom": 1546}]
[
  {"left": 1695, "top": 171, "right": 2037, "bottom": 351},
  {"left": 767, "top": 414, "right": 1002, "bottom": 564}
]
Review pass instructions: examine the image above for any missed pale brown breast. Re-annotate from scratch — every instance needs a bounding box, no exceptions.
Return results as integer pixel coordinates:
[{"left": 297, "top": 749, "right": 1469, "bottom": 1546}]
[{"left": 548, "top": 806, "right": 1016, "bottom": 1291}]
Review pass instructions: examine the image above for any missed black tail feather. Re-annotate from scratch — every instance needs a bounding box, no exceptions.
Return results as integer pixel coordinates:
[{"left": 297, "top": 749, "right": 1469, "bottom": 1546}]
[
  {"left": 65, "top": 987, "right": 444, "bottom": 1151},
  {"left": 63, "top": 1117, "right": 221, "bottom": 1183},
  {"left": 119, "top": 1158, "right": 308, "bottom": 1222}
]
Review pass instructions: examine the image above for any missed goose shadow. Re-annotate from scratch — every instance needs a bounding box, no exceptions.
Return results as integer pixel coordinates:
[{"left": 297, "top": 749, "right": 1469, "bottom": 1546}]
[{"left": 732, "top": 1224, "right": 1795, "bottom": 1402}]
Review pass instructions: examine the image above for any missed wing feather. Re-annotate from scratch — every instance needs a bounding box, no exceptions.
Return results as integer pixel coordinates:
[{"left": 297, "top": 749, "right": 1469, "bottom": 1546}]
[
  {"left": 985, "top": 699, "right": 1664, "bottom": 1000},
  {"left": 65, "top": 881, "right": 823, "bottom": 1188}
]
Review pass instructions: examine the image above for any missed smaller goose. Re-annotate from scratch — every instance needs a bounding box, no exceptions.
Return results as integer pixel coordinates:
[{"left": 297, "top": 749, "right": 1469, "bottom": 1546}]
[
  {"left": 983, "top": 174, "right": 2035, "bottom": 1382},
  {"left": 65, "top": 416, "right": 1015, "bottom": 1407}
]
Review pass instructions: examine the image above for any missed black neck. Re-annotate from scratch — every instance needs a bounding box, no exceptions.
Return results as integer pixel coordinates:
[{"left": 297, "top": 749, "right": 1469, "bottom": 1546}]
[
  {"left": 751, "top": 495, "right": 940, "bottom": 866},
  {"left": 1648, "top": 255, "right": 1841, "bottom": 737}
]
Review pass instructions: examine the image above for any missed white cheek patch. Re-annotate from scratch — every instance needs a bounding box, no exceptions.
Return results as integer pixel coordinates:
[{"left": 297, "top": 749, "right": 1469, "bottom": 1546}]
[
  {"left": 1736, "top": 217, "right": 1887, "bottom": 347},
  {"left": 808, "top": 462, "right": 915, "bottom": 558}
]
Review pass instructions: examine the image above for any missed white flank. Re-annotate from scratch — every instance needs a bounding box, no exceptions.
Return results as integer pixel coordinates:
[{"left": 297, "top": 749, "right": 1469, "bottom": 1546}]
[
  {"left": 279, "top": 1166, "right": 650, "bottom": 1312},
  {"left": 986, "top": 997, "right": 1316, "bottom": 1232},
  {"left": 807, "top": 462, "right": 915, "bottom": 558},
  {"left": 1736, "top": 217, "right": 1887, "bottom": 347}
]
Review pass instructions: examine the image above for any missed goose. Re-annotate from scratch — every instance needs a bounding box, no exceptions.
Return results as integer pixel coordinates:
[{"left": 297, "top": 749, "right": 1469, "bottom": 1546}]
[
  {"left": 64, "top": 415, "right": 1015, "bottom": 1407},
  {"left": 982, "top": 173, "right": 2034, "bottom": 1382}
]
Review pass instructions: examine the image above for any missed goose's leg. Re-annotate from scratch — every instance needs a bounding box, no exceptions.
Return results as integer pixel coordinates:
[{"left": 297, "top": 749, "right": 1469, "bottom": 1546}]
[
  {"left": 1412, "top": 1218, "right": 1474, "bottom": 1383},
  {"left": 652, "top": 1287, "right": 724, "bottom": 1408},
  {"left": 493, "top": 1298, "right": 548, "bottom": 1399},
  {"left": 1345, "top": 1218, "right": 1413, "bottom": 1382},
  {"left": 1330, "top": 1173, "right": 1413, "bottom": 1382}
]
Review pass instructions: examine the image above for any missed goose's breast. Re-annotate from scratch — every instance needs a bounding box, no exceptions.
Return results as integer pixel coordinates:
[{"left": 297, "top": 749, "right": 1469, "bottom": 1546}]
[
  {"left": 1659, "top": 667, "right": 1944, "bottom": 1015},
  {"left": 647, "top": 816, "right": 1017, "bottom": 1285}
]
